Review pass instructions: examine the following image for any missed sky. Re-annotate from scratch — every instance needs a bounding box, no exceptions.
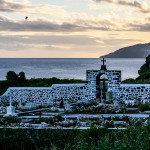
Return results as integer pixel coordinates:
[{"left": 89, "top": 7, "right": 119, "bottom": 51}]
[{"left": 0, "top": 0, "right": 150, "bottom": 58}]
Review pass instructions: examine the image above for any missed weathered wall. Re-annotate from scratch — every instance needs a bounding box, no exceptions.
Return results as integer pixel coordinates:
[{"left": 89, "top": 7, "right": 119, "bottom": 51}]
[
  {"left": 112, "top": 84, "right": 150, "bottom": 101},
  {"left": 0, "top": 84, "right": 88, "bottom": 104}
]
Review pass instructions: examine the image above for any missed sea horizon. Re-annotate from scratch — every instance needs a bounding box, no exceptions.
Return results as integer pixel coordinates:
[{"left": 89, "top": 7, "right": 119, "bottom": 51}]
[{"left": 0, "top": 58, "right": 145, "bottom": 81}]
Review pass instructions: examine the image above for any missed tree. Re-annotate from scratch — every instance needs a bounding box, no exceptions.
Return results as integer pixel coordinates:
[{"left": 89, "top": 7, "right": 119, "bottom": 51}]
[
  {"left": 6, "top": 71, "right": 18, "bottom": 86},
  {"left": 138, "top": 55, "right": 150, "bottom": 75},
  {"left": 59, "top": 99, "right": 64, "bottom": 108},
  {"left": 18, "top": 72, "right": 26, "bottom": 84},
  {"left": 6, "top": 71, "right": 26, "bottom": 86}
]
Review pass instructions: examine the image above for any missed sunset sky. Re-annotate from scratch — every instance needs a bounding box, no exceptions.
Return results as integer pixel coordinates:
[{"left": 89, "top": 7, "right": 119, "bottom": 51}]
[{"left": 0, "top": 0, "right": 150, "bottom": 58}]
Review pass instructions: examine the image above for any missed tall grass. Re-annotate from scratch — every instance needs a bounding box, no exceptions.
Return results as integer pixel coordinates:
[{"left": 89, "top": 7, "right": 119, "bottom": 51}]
[{"left": 0, "top": 125, "right": 150, "bottom": 150}]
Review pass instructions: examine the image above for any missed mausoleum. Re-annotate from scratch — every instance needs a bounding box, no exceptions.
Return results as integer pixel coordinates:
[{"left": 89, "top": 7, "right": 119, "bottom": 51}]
[{"left": 0, "top": 58, "right": 150, "bottom": 104}]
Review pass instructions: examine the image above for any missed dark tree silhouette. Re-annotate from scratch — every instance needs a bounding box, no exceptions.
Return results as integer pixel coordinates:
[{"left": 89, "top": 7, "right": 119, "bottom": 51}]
[
  {"left": 138, "top": 55, "right": 150, "bottom": 75},
  {"left": 59, "top": 99, "right": 64, "bottom": 108},
  {"left": 18, "top": 72, "right": 26, "bottom": 84},
  {"left": 6, "top": 71, "right": 18, "bottom": 86}
]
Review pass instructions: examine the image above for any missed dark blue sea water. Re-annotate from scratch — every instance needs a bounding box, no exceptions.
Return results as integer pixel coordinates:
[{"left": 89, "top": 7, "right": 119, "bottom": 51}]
[{"left": 0, "top": 58, "right": 145, "bottom": 81}]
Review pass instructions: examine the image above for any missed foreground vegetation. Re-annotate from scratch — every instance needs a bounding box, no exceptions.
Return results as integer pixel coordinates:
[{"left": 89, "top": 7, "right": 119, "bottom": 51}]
[
  {"left": 0, "top": 125, "right": 150, "bottom": 150},
  {"left": 0, "top": 71, "right": 85, "bottom": 95}
]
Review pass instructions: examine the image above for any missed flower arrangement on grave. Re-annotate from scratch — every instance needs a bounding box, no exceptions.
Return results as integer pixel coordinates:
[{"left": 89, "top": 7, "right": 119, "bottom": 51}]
[
  {"left": 129, "top": 117, "right": 145, "bottom": 126},
  {"left": 21, "top": 102, "right": 26, "bottom": 106},
  {"left": 55, "top": 120, "right": 76, "bottom": 127},
  {"left": 98, "top": 120, "right": 103, "bottom": 124},
  {"left": 112, "top": 115, "right": 129, "bottom": 121},
  {"left": 75, "top": 104, "right": 123, "bottom": 114},
  {"left": 33, "top": 117, "right": 56, "bottom": 125},
  {"left": 101, "top": 120, "right": 114, "bottom": 128}
]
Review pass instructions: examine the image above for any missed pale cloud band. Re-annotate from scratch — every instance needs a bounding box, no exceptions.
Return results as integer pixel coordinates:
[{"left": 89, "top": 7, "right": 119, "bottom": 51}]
[
  {"left": 0, "top": 0, "right": 68, "bottom": 18},
  {"left": 91, "top": 0, "right": 150, "bottom": 13},
  {"left": 0, "top": 15, "right": 149, "bottom": 32}
]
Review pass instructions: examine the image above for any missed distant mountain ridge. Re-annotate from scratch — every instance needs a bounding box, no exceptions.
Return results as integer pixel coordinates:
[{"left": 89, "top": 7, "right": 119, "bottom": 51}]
[{"left": 100, "top": 42, "right": 150, "bottom": 58}]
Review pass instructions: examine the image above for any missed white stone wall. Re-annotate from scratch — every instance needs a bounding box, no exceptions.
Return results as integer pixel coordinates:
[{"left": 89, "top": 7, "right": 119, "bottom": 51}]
[
  {"left": 0, "top": 84, "right": 89, "bottom": 104},
  {"left": 111, "top": 84, "right": 150, "bottom": 101}
]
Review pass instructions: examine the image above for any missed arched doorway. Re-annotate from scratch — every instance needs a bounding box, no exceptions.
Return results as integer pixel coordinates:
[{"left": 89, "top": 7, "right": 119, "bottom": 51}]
[{"left": 96, "top": 74, "right": 108, "bottom": 100}]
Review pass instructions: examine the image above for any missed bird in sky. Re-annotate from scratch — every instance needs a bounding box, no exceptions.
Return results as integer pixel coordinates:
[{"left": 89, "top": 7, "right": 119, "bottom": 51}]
[{"left": 25, "top": 16, "right": 28, "bottom": 20}]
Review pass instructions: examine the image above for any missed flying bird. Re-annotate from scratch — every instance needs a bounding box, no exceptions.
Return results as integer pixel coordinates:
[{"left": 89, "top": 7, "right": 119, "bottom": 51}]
[{"left": 25, "top": 16, "right": 28, "bottom": 20}]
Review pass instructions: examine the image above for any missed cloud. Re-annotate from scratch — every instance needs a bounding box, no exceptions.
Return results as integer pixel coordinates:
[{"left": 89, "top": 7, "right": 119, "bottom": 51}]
[
  {"left": 0, "top": 0, "right": 68, "bottom": 18},
  {"left": 92, "top": 0, "right": 112, "bottom": 3},
  {"left": 0, "top": 15, "right": 114, "bottom": 32},
  {"left": 0, "top": 32, "right": 141, "bottom": 52},
  {"left": 91, "top": 0, "right": 150, "bottom": 13},
  {"left": 0, "top": 34, "right": 102, "bottom": 51},
  {"left": 0, "top": 14, "right": 149, "bottom": 33},
  {"left": 128, "top": 23, "right": 150, "bottom": 32},
  {"left": 0, "top": 0, "right": 26, "bottom": 12},
  {"left": 118, "top": 0, "right": 142, "bottom": 9}
]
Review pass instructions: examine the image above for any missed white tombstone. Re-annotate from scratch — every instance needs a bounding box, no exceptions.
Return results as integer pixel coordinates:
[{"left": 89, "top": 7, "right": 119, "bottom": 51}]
[
  {"left": 41, "top": 122, "right": 48, "bottom": 127},
  {"left": 25, "top": 102, "right": 36, "bottom": 109},
  {"left": 64, "top": 115, "right": 67, "bottom": 122},
  {"left": 65, "top": 104, "right": 70, "bottom": 111},
  {"left": 5, "top": 106, "right": 17, "bottom": 116},
  {"left": 4, "top": 90, "right": 17, "bottom": 116},
  {"left": 77, "top": 116, "right": 81, "bottom": 122},
  {"left": 114, "top": 100, "right": 119, "bottom": 106}
]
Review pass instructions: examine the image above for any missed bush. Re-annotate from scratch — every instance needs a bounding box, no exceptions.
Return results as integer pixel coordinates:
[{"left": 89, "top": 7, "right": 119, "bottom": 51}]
[
  {"left": 0, "top": 116, "right": 21, "bottom": 125},
  {"left": 138, "top": 103, "right": 150, "bottom": 112},
  {"left": 137, "top": 71, "right": 150, "bottom": 80},
  {"left": 0, "top": 126, "right": 150, "bottom": 149},
  {"left": 55, "top": 115, "right": 63, "bottom": 121}
]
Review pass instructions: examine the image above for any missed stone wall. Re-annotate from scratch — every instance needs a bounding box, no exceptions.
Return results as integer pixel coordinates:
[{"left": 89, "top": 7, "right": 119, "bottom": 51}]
[
  {"left": 0, "top": 83, "right": 88, "bottom": 104},
  {"left": 112, "top": 84, "right": 150, "bottom": 101}
]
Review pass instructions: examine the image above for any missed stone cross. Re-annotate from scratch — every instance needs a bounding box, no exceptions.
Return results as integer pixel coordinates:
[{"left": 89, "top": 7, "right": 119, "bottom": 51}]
[
  {"left": 101, "top": 58, "right": 106, "bottom": 66},
  {"left": 8, "top": 90, "right": 13, "bottom": 107},
  {"left": 65, "top": 115, "right": 67, "bottom": 122},
  {"left": 100, "top": 89, "right": 103, "bottom": 101}
]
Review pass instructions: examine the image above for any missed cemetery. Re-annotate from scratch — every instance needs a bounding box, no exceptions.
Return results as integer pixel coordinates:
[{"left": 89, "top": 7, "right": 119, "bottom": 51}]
[
  {"left": 0, "top": 58, "right": 150, "bottom": 149},
  {"left": 0, "top": 98, "right": 150, "bottom": 130},
  {"left": 0, "top": 58, "right": 150, "bottom": 130}
]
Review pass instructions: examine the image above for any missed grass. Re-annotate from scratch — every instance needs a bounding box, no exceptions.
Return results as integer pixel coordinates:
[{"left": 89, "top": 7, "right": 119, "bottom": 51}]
[{"left": 0, "top": 125, "right": 150, "bottom": 150}]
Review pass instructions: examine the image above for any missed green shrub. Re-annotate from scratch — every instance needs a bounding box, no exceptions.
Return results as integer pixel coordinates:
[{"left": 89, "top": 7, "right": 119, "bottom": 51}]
[
  {"left": 0, "top": 126, "right": 150, "bottom": 150},
  {"left": 138, "top": 103, "right": 150, "bottom": 112},
  {"left": 55, "top": 114, "right": 63, "bottom": 121},
  {"left": 0, "top": 116, "right": 21, "bottom": 125}
]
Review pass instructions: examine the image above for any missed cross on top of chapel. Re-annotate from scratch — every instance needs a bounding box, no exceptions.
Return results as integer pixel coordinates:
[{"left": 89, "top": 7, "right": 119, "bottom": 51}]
[
  {"left": 101, "top": 58, "right": 106, "bottom": 66},
  {"left": 100, "top": 58, "right": 107, "bottom": 71}
]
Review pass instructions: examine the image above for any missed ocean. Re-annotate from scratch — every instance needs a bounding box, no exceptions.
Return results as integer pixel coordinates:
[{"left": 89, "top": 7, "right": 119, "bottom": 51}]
[{"left": 0, "top": 58, "right": 145, "bottom": 81}]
